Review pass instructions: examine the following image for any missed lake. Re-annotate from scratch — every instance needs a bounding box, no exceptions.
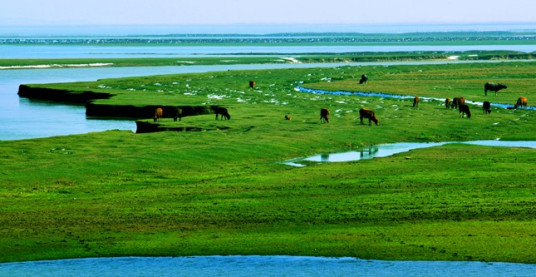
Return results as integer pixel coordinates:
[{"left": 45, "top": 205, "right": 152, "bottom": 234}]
[
  {"left": 3, "top": 44, "right": 536, "bottom": 59},
  {"left": 2, "top": 256, "right": 536, "bottom": 277}
]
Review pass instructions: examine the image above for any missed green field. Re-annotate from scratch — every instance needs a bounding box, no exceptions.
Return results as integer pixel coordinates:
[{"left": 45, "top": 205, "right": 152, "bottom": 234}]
[
  {"left": 1, "top": 50, "right": 535, "bottom": 69},
  {"left": 2, "top": 61, "right": 536, "bottom": 263}
]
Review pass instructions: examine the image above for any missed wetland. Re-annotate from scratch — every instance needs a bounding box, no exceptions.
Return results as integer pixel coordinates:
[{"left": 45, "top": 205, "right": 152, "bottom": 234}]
[{"left": 2, "top": 30, "right": 536, "bottom": 273}]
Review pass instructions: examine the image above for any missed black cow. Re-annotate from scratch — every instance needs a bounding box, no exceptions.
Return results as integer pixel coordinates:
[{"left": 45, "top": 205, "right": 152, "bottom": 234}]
[
  {"left": 214, "top": 107, "right": 231, "bottom": 120},
  {"left": 484, "top": 82, "right": 507, "bottom": 96},
  {"left": 483, "top": 101, "right": 491, "bottom": 114},
  {"left": 320, "top": 108, "right": 330, "bottom": 123},
  {"left": 359, "top": 74, "right": 368, "bottom": 84},
  {"left": 459, "top": 104, "right": 471, "bottom": 118}
]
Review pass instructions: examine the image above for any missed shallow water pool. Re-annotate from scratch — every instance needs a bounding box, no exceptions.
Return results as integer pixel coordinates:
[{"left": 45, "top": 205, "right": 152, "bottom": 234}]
[{"left": 285, "top": 140, "right": 536, "bottom": 166}]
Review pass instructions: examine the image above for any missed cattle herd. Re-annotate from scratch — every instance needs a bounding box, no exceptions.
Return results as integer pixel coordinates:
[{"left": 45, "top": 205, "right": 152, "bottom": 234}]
[{"left": 151, "top": 78, "right": 529, "bottom": 126}]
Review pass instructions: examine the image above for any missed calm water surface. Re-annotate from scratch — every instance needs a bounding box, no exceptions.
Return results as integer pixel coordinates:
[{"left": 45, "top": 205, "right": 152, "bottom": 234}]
[
  {"left": 1, "top": 256, "right": 536, "bottom": 277},
  {"left": 3, "top": 44, "right": 536, "bottom": 59},
  {"left": 285, "top": 140, "right": 536, "bottom": 167}
]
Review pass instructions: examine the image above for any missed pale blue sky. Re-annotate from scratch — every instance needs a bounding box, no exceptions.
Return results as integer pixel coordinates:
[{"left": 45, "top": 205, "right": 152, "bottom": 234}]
[{"left": 1, "top": 0, "right": 535, "bottom": 26}]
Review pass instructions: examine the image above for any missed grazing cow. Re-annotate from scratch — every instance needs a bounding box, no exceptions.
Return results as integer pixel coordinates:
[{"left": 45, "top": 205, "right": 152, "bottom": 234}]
[
  {"left": 174, "top": 107, "right": 183, "bottom": 121},
  {"left": 483, "top": 101, "right": 491, "bottom": 114},
  {"left": 359, "top": 74, "right": 368, "bottom": 84},
  {"left": 249, "top": 80, "right": 256, "bottom": 88},
  {"left": 359, "top": 108, "right": 379, "bottom": 126},
  {"left": 459, "top": 104, "right": 471, "bottom": 118},
  {"left": 445, "top": 98, "right": 451, "bottom": 109},
  {"left": 514, "top": 97, "right": 527, "bottom": 109},
  {"left": 285, "top": 114, "right": 292, "bottom": 120},
  {"left": 320, "top": 108, "right": 330, "bottom": 123},
  {"left": 484, "top": 82, "right": 507, "bottom": 96},
  {"left": 214, "top": 107, "right": 231, "bottom": 120},
  {"left": 452, "top": 97, "right": 465, "bottom": 109},
  {"left": 413, "top": 96, "right": 419, "bottom": 108},
  {"left": 153, "top": 107, "right": 163, "bottom": 122}
]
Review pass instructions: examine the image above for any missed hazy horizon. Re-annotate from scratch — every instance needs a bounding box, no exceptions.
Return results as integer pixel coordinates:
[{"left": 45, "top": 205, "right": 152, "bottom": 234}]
[{"left": 1, "top": 22, "right": 536, "bottom": 36}]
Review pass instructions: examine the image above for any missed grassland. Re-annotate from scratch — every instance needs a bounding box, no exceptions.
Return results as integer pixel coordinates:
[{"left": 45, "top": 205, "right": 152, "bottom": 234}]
[
  {"left": 1, "top": 50, "right": 535, "bottom": 69},
  {"left": 2, "top": 61, "right": 536, "bottom": 263}
]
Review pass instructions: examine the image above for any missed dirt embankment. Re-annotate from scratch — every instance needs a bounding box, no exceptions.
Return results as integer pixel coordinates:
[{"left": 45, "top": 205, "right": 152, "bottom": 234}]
[
  {"left": 18, "top": 85, "right": 224, "bottom": 133},
  {"left": 18, "top": 85, "right": 112, "bottom": 103}
]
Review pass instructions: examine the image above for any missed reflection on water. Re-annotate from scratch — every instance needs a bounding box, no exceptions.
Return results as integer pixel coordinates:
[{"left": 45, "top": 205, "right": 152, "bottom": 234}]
[
  {"left": 1, "top": 256, "right": 535, "bottom": 277},
  {"left": 285, "top": 140, "right": 536, "bottom": 166}
]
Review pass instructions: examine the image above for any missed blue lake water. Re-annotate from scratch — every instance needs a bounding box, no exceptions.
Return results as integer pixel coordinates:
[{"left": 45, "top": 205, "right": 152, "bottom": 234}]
[
  {"left": 1, "top": 256, "right": 536, "bottom": 277},
  {"left": 3, "top": 44, "right": 536, "bottom": 59}
]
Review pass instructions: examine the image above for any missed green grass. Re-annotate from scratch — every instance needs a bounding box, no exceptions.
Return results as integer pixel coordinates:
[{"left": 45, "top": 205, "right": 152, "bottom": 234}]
[
  {"left": 1, "top": 50, "right": 535, "bottom": 69},
  {"left": 2, "top": 61, "right": 536, "bottom": 263}
]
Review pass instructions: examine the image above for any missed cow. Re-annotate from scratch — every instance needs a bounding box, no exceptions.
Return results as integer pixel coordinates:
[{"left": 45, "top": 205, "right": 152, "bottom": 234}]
[
  {"left": 459, "top": 104, "right": 471, "bottom": 118},
  {"left": 445, "top": 98, "right": 451, "bottom": 109},
  {"left": 359, "top": 108, "right": 379, "bottom": 126},
  {"left": 413, "top": 96, "right": 419, "bottom": 108},
  {"left": 214, "top": 107, "right": 231, "bottom": 120},
  {"left": 483, "top": 101, "right": 491, "bottom": 114},
  {"left": 514, "top": 97, "right": 527, "bottom": 109},
  {"left": 153, "top": 107, "right": 163, "bottom": 122},
  {"left": 249, "top": 80, "right": 256, "bottom": 88},
  {"left": 359, "top": 74, "right": 368, "bottom": 84},
  {"left": 320, "top": 108, "right": 330, "bottom": 123},
  {"left": 174, "top": 107, "right": 183, "bottom": 122},
  {"left": 452, "top": 97, "right": 465, "bottom": 109},
  {"left": 484, "top": 82, "right": 507, "bottom": 96},
  {"left": 284, "top": 114, "right": 292, "bottom": 120}
]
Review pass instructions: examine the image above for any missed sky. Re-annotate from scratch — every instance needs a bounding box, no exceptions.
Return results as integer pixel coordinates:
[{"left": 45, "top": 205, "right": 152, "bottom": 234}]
[{"left": 1, "top": 0, "right": 535, "bottom": 26}]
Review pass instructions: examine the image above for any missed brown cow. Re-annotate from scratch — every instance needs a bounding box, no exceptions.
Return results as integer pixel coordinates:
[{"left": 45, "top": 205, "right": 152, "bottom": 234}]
[
  {"left": 320, "top": 108, "right": 330, "bottom": 123},
  {"left": 452, "top": 97, "right": 465, "bottom": 109},
  {"left": 214, "top": 107, "right": 231, "bottom": 120},
  {"left": 174, "top": 107, "right": 183, "bottom": 122},
  {"left": 360, "top": 108, "right": 379, "bottom": 126},
  {"left": 413, "top": 96, "right": 419, "bottom": 108},
  {"left": 445, "top": 98, "right": 451, "bottom": 109},
  {"left": 514, "top": 97, "right": 527, "bottom": 109},
  {"left": 459, "top": 104, "right": 471, "bottom": 118},
  {"left": 483, "top": 101, "right": 491, "bottom": 114},
  {"left": 153, "top": 107, "right": 163, "bottom": 122},
  {"left": 249, "top": 80, "right": 256, "bottom": 88}
]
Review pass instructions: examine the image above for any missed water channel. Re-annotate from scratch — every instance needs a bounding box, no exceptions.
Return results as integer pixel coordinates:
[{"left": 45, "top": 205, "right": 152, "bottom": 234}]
[{"left": 2, "top": 255, "right": 536, "bottom": 277}]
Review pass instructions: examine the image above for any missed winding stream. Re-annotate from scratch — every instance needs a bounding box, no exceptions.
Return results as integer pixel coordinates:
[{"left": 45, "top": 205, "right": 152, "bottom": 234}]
[{"left": 296, "top": 86, "right": 536, "bottom": 110}]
